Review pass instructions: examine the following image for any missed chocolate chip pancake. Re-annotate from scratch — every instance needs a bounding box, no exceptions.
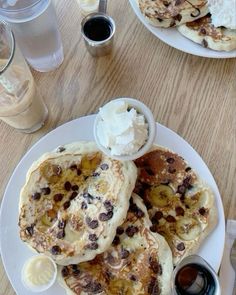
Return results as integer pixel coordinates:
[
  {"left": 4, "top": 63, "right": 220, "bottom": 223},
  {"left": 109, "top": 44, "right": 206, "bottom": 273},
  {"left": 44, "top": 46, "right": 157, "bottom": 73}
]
[
  {"left": 137, "top": 0, "right": 209, "bottom": 28},
  {"left": 178, "top": 14, "right": 236, "bottom": 51},
  {"left": 134, "top": 145, "right": 217, "bottom": 265},
  {"left": 18, "top": 142, "right": 137, "bottom": 265},
  {"left": 58, "top": 194, "right": 173, "bottom": 295}
]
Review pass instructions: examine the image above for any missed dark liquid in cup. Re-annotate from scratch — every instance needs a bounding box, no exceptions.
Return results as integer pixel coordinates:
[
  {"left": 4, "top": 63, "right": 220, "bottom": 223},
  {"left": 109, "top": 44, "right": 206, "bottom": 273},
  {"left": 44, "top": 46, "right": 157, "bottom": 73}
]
[
  {"left": 84, "top": 17, "right": 112, "bottom": 41},
  {"left": 175, "top": 264, "right": 216, "bottom": 295}
]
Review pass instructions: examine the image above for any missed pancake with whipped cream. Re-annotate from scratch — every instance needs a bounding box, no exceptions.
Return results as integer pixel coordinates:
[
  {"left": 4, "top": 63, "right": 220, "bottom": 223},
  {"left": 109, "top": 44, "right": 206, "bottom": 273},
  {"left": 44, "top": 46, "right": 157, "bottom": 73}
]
[
  {"left": 19, "top": 142, "right": 137, "bottom": 265},
  {"left": 178, "top": 14, "right": 236, "bottom": 51},
  {"left": 58, "top": 194, "right": 173, "bottom": 295},
  {"left": 137, "top": 0, "right": 209, "bottom": 28},
  {"left": 134, "top": 145, "right": 217, "bottom": 265}
]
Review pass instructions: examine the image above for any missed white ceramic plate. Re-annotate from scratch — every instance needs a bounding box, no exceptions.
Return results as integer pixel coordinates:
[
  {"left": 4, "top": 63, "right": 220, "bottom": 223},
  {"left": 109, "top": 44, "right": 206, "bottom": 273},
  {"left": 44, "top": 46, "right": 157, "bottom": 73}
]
[
  {"left": 0, "top": 115, "right": 225, "bottom": 295},
  {"left": 129, "top": 0, "right": 236, "bottom": 58}
]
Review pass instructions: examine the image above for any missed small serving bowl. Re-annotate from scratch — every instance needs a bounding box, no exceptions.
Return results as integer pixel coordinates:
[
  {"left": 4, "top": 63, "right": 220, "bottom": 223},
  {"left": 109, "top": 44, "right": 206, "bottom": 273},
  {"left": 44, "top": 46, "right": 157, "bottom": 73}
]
[
  {"left": 93, "top": 97, "right": 156, "bottom": 161},
  {"left": 21, "top": 254, "right": 57, "bottom": 293}
]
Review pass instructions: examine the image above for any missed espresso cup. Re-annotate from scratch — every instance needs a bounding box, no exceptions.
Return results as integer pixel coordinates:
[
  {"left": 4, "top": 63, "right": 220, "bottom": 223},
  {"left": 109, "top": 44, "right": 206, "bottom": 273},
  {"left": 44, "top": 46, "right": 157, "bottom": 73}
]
[{"left": 81, "top": 12, "right": 115, "bottom": 57}]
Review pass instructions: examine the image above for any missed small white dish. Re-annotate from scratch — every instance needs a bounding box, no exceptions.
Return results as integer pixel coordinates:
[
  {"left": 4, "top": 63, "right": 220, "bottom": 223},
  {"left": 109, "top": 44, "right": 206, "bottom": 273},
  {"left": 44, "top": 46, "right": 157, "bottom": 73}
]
[
  {"left": 21, "top": 254, "right": 57, "bottom": 293},
  {"left": 93, "top": 97, "right": 156, "bottom": 161}
]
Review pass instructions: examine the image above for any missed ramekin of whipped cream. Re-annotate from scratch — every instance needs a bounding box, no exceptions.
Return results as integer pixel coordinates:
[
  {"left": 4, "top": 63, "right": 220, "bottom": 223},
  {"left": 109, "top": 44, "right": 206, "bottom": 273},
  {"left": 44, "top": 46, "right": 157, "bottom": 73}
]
[
  {"left": 93, "top": 98, "right": 156, "bottom": 161},
  {"left": 21, "top": 254, "right": 57, "bottom": 292}
]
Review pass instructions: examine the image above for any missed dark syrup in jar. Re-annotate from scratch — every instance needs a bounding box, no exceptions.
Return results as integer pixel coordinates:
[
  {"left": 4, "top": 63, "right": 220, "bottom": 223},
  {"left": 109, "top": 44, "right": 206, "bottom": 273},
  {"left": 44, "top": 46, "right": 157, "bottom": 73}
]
[
  {"left": 175, "top": 264, "right": 216, "bottom": 295},
  {"left": 84, "top": 17, "right": 112, "bottom": 41}
]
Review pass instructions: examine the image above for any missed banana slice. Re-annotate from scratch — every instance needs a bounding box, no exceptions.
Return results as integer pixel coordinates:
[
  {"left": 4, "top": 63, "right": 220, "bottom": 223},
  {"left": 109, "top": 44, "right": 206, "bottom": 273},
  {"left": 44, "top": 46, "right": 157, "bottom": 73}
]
[
  {"left": 148, "top": 185, "right": 174, "bottom": 207},
  {"left": 176, "top": 218, "right": 201, "bottom": 241},
  {"left": 184, "top": 190, "right": 208, "bottom": 209}
]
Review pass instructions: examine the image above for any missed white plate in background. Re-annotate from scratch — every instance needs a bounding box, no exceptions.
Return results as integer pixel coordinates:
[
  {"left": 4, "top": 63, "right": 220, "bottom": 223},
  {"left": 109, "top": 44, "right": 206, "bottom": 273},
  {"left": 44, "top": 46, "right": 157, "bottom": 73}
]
[
  {"left": 0, "top": 115, "right": 225, "bottom": 294},
  {"left": 129, "top": 0, "right": 236, "bottom": 58}
]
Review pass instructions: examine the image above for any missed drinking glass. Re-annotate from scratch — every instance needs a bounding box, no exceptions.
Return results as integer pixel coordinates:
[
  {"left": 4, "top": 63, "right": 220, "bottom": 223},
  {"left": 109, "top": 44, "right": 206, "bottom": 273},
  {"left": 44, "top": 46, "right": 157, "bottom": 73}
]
[
  {"left": 0, "top": 20, "right": 48, "bottom": 133},
  {"left": 0, "top": 0, "right": 64, "bottom": 72}
]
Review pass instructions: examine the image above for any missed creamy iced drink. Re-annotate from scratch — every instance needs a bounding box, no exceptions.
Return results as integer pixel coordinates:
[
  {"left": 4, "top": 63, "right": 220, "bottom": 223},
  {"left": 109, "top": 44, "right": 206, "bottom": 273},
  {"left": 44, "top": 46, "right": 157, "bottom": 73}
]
[{"left": 0, "top": 62, "right": 48, "bottom": 132}]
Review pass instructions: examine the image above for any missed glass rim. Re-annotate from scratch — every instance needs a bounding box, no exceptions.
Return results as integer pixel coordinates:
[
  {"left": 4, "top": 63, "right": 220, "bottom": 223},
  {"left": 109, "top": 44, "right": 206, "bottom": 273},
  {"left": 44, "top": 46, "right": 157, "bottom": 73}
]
[
  {"left": 0, "top": 19, "right": 15, "bottom": 75},
  {"left": 0, "top": 0, "right": 42, "bottom": 13}
]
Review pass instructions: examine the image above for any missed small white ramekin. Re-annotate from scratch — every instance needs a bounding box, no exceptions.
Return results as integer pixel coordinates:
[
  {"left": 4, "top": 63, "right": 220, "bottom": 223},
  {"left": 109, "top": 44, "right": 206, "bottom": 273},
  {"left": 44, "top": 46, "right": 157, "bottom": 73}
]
[
  {"left": 21, "top": 254, "right": 57, "bottom": 293},
  {"left": 93, "top": 97, "right": 156, "bottom": 161}
]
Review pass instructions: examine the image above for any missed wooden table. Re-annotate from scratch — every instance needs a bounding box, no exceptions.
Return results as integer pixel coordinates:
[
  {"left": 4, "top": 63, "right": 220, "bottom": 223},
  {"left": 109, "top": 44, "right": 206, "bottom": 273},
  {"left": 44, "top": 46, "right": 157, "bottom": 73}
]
[{"left": 0, "top": 0, "right": 235, "bottom": 294}]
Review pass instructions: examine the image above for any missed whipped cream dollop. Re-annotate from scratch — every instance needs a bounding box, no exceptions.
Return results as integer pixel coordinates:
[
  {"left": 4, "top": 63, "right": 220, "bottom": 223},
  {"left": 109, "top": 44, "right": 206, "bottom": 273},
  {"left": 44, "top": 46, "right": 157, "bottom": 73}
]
[
  {"left": 22, "top": 255, "right": 57, "bottom": 292},
  {"left": 96, "top": 100, "right": 148, "bottom": 156},
  {"left": 208, "top": 0, "right": 236, "bottom": 29}
]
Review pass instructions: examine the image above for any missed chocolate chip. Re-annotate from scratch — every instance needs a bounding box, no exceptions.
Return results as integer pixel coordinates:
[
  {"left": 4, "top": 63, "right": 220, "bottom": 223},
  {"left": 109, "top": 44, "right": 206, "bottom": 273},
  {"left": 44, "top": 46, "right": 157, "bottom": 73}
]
[
  {"left": 177, "top": 185, "right": 186, "bottom": 195},
  {"left": 154, "top": 211, "right": 163, "bottom": 220},
  {"left": 71, "top": 185, "right": 79, "bottom": 191},
  {"left": 116, "top": 226, "right": 124, "bottom": 235},
  {"left": 175, "top": 0, "right": 182, "bottom": 5},
  {"left": 174, "top": 14, "right": 182, "bottom": 22},
  {"left": 130, "top": 275, "right": 137, "bottom": 281},
  {"left": 70, "top": 191, "right": 78, "bottom": 201},
  {"left": 150, "top": 224, "right": 158, "bottom": 233},
  {"left": 41, "top": 187, "right": 51, "bottom": 195},
  {"left": 92, "top": 172, "right": 100, "bottom": 177},
  {"left": 177, "top": 242, "right": 185, "bottom": 251},
  {"left": 61, "top": 266, "right": 69, "bottom": 277},
  {"left": 166, "top": 215, "right": 176, "bottom": 223},
  {"left": 64, "top": 181, "right": 71, "bottom": 191},
  {"left": 200, "top": 27, "right": 206, "bottom": 35},
  {"left": 202, "top": 39, "right": 208, "bottom": 48},
  {"left": 175, "top": 206, "right": 185, "bottom": 216},
  {"left": 125, "top": 226, "right": 138, "bottom": 237},
  {"left": 57, "top": 230, "right": 65, "bottom": 239},
  {"left": 51, "top": 245, "right": 61, "bottom": 255},
  {"left": 99, "top": 211, "right": 113, "bottom": 221},
  {"left": 121, "top": 248, "right": 130, "bottom": 259},
  {"left": 77, "top": 168, "right": 82, "bottom": 175},
  {"left": 70, "top": 164, "right": 77, "bottom": 170},
  {"left": 185, "top": 167, "right": 192, "bottom": 172},
  {"left": 53, "top": 165, "right": 62, "bottom": 176},
  {"left": 145, "top": 200, "right": 153, "bottom": 210},
  {"left": 199, "top": 207, "right": 208, "bottom": 216},
  {"left": 85, "top": 242, "right": 98, "bottom": 250},
  {"left": 101, "top": 163, "right": 109, "bottom": 170},
  {"left": 73, "top": 269, "right": 81, "bottom": 277},
  {"left": 149, "top": 256, "right": 160, "bottom": 274},
  {"left": 53, "top": 193, "right": 64, "bottom": 202},
  {"left": 183, "top": 176, "right": 192, "bottom": 188},
  {"left": 146, "top": 168, "right": 155, "bottom": 176},
  {"left": 129, "top": 203, "right": 145, "bottom": 218},
  {"left": 167, "top": 157, "right": 175, "bottom": 164},
  {"left": 103, "top": 200, "right": 113, "bottom": 212},
  {"left": 86, "top": 217, "right": 99, "bottom": 229},
  {"left": 63, "top": 201, "right": 71, "bottom": 210},
  {"left": 148, "top": 276, "right": 159, "bottom": 294},
  {"left": 84, "top": 281, "right": 102, "bottom": 293},
  {"left": 57, "top": 146, "right": 65, "bottom": 153},
  {"left": 112, "top": 235, "right": 120, "bottom": 246},
  {"left": 151, "top": 216, "right": 159, "bottom": 225},
  {"left": 25, "top": 225, "right": 34, "bottom": 236},
  {"left": 168, "top": 167, "right": 176, "bottom": 174},
  {"left": 71, "top": 264, "right": 78, "bottom": 271},
  {"left": 32, "top": 192, "right": 41, "bottom": 200},
  {"left": 81, "top": 201, "right": 87, "bottom": 210},
  {"left": 89, "top": 234, "right": 98, "bottom": 241},
  {"left": 58, "top": 220, "right": 66, "bottom": 229}
]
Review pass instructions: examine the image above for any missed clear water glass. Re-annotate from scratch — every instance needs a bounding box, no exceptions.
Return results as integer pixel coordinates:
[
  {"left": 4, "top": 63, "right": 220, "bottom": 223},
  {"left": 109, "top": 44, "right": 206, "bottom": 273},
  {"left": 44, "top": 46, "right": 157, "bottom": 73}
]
[{"left": 0, "top": 0, "right": 64, "bottom": 72}]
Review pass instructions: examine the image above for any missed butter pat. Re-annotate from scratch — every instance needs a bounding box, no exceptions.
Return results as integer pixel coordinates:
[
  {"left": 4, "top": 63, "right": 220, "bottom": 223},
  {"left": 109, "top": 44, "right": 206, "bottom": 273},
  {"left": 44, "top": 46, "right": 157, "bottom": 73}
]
[
  {"left": 76, "top": 0, "right": 99, "bottom": 15},
  {"left": 22, "top": 255, "right": 57, "bottom": 292},
  {"left": 208, "top": 0, "right": 236, "bottom": 29},
  {"left": 96, "top": 100, "right": 148, "bottom": 156}
]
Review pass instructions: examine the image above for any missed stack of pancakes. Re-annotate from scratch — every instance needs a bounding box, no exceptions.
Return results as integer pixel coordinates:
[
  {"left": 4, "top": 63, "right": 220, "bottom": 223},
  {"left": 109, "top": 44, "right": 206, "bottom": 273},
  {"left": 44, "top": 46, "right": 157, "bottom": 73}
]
[
  {"left": 18, "top": 141, "right": 217, "bottom": 294},
  {"left": 137, "top": 0, "right": 236, "bottom": 51}
]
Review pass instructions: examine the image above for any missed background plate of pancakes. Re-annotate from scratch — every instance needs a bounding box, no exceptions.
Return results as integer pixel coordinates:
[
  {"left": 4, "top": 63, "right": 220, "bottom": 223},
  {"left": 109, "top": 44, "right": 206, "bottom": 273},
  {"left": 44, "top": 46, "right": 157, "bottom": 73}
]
[
  {"left": 0, "top": 115, "right": 225, "bottom": 295},
  {"left": 129, "top": 0, "right": 236, "bottom": 58}
]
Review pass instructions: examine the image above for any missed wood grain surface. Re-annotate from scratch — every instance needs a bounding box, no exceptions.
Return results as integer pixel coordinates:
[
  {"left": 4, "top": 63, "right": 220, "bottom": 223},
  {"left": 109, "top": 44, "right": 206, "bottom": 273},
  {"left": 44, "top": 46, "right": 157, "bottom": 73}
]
[{"left": 0, "top": 0, "right": 236, "bottom": 294}]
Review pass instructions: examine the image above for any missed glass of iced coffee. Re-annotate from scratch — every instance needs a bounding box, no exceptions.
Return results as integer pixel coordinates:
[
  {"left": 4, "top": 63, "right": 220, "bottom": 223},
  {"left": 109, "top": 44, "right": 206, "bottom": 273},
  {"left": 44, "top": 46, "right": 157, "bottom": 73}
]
[{"left": 0, "top": 20, "right": 48, "bottom": 133}]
